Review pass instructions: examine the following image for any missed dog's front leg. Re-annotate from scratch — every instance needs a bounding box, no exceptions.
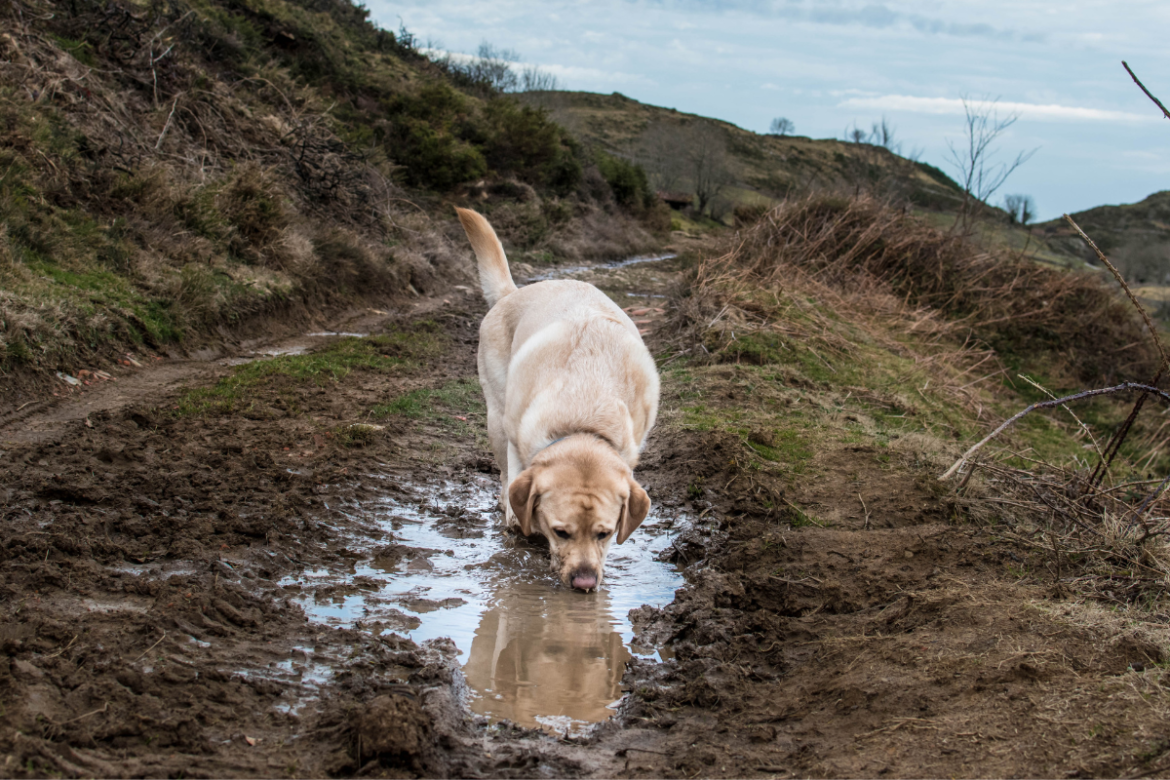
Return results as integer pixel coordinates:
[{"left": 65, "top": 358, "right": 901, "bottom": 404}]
[
  {"left": 485, "top": 406, "right": 509, "bottom": 510},
  {"left": 504, "top": 441, "right": 524, "bottom": 529}
]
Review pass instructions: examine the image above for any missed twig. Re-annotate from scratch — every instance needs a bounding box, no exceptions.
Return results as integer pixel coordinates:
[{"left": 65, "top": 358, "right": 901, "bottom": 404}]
[
  {"left": 42, "top": 634, "right": 78, "bottom": 659},
  {"left": 55, "top": 702, "right": 109, "bottom": 725},
  {"left": 857, "top": 493, "right": 870, "bottom": 530},
  {"left": 1063, "top": 215, "right": 1166, "bottom": 371},
  {"left": 150, "top": 43, "right": 175, "bottom": 109},
  {"left": 1123, "top": 61, "right": 1170, "bottom": 122},
  {"left": 1018, "top": 373, "right": 1103, "bottom": 460},
  {"left": 940, "top": 383, "right": 1170, "bottom": 480},
  {"left": 1064, "top": 213, "right": 1169, "bottom": 489},
  {"left": 155, "top": 95, "right": 180, "bottom": 150},
  {"left": 1135, "top": 471, "right": 1170, "bottom": 523},
  {"left": 132, "top": 630, "right": 167, "bottom": 663}
]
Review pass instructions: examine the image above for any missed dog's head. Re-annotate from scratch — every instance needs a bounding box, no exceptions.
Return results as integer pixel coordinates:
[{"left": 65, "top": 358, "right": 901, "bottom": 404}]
[{"left": 508, "top": 435, "right": 650, "bottom": 591}]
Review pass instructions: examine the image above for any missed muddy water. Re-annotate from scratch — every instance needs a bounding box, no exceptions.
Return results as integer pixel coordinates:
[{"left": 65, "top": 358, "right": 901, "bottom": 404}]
[{"left": 288, "top": 474, "right": 683, "bottom": 735}]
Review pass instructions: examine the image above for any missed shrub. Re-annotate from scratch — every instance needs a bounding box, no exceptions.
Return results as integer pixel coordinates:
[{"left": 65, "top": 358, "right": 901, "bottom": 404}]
[
  {"left": 382, "top": 82, "right": 488, "bottom": 189},
  {"left": 596, "top": 152, "right": 653, "bottom": 210}
]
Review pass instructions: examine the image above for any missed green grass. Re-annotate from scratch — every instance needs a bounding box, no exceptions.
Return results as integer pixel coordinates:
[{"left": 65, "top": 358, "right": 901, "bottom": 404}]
[
  {"left": 175, "top": 326, "right": 447, "bottom": 415},
  {"left": 786, "top": 503, "right": 826, "bottom": 528},
  {"left": 746, "top": 430, "right": 813, "bottom": 470},
  {"left": 0, "top": 2, "right": 654, "bottom": 375},
  {"left": 373, "top": 378, "right": 484, "bottom": 430}
]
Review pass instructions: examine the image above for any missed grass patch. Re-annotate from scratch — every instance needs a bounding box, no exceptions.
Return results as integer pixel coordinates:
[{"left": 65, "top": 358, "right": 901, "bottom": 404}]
[
  {"left": 373, "top": 378, "right": 484, "bottom": 428},
  {"left": 786, "top": 503, "right": 826, "bottom": 528},
  {"left": 176, "top": 326, "right": 447, "bottom": 415}
]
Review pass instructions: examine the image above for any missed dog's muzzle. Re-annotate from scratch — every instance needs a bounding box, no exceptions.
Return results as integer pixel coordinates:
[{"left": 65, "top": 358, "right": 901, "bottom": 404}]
[{"left": 570, "top": 568, "right": 598, "bottom": 591}]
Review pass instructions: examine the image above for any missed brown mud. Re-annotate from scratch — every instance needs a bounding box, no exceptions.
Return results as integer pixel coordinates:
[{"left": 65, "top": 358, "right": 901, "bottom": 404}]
[{"left": 3, "top": 255, "right": 1170, "bottom": 778}]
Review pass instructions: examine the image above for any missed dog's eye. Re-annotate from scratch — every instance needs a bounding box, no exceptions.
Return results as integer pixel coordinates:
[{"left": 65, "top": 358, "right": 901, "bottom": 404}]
[
  {"left": 554, "top": 529, "right": 571, "bottom": 540},
  {"left": 597, "top": 531, "right": 609, "bottom": 540}
]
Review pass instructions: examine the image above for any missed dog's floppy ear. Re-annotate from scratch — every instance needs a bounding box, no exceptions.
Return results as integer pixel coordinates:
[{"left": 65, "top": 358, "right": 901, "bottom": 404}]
[
  {"left": 616, "top": 478, "right": 651, "bottom": 544},
  {"left": 508, "top": 467, "right": 540, "bottom": 537}
]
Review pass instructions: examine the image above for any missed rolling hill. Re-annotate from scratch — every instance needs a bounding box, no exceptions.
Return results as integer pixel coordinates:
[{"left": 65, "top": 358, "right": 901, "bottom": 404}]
[
  {"left": 1035, "top": 190, "right": 1170, "bottom": 285},
  {"left": 521, "top": 90, "right": 968, "bottom": 214}
]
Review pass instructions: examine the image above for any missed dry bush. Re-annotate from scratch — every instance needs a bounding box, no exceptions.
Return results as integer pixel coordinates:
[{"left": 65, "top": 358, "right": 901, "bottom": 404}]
[
  {"left": 954, "top": 452, "right": 1170, "bottom": 612},
  {"left": 676, "top": 195, "right": 1158, "bottom": 384},
  {"left": 542, "top": 201, "right": 659, "bottom": 262}
]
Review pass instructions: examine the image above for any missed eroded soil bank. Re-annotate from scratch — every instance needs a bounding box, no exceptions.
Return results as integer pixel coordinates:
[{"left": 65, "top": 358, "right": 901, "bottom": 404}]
[{"left": 3, "top": 254, "right": 1170, "bottom": 779}]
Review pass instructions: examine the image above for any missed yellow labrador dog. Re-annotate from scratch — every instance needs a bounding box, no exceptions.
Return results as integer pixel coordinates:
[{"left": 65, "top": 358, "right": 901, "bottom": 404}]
[{"left": 456, "top": 208, "right": 659, "bottom": 591}]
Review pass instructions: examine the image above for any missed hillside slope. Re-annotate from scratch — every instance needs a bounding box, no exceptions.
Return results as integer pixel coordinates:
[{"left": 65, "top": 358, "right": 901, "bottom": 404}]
[
  {"left": 522, "top": 90, "right": 967, "bottom": 212},
  {"left": 0, "top": 0, "right": 661, "bottom": 381},
  {"left": 1036, "top": 190, "right": 1170, "bottom": 283}
]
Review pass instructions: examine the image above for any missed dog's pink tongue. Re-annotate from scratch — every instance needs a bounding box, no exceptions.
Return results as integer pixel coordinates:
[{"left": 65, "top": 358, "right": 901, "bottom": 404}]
[{"left": 571, "top": 574, "right": 598, "bottom": 591}]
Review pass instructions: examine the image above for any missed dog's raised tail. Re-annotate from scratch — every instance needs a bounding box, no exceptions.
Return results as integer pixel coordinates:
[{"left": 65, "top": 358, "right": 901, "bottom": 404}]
[{"left": 456, "top": 207, "right": 517, "bottom": 307}]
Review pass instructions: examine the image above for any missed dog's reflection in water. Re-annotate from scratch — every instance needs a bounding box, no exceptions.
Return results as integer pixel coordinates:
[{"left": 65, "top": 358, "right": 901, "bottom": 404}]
[{"left": 463, "top": 582, "right": 632, "bottom": 731}]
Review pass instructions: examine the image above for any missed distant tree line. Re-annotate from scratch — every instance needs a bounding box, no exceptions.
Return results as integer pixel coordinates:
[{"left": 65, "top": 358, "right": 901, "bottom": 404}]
[{"left": 427, "top": 42, "right": 561, "bottom": 96}]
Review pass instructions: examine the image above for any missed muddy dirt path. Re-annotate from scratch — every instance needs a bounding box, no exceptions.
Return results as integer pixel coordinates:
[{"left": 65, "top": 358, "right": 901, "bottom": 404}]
[{"left": 3, "top": 251, "right": 1170, "bottom": 779}]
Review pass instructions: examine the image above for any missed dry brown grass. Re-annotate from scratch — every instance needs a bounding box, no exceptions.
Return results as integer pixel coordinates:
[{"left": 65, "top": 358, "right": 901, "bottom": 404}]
[
  {"left": 669, "top": 194, "right": 1170, "bottom": 613},
  {"left": 675, "top": 195, "right": 1158, "bottom": 385}
]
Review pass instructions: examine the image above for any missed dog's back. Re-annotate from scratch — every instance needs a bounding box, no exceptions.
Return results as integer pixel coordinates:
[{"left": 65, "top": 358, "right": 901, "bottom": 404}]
[{"left": 488, "top": 280, "right": 658, "bottom": 467}]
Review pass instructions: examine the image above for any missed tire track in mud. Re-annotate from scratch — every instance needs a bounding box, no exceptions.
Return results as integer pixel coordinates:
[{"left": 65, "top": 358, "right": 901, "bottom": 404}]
[{"left": 3, "top": 254, "right": 1170, "bottom": 778}]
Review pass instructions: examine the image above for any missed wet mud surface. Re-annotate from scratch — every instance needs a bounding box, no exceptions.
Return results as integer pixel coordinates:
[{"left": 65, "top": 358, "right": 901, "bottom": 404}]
[{"left": 3, "top": 255, "right": 1170, "bottom": 778}]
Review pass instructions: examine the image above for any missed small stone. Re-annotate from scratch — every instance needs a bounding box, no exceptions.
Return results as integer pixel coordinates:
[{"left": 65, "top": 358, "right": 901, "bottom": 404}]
[{"left": 904, "top": 550, "right": 914, "bottom": 559}]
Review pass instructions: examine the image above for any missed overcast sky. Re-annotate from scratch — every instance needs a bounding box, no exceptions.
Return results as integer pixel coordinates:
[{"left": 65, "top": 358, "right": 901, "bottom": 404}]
[{"left": 372, "top": 0, "right": 1170, "bottom": 220}]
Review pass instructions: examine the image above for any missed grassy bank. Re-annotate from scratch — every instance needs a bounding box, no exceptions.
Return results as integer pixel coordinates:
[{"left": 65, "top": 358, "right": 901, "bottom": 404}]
[
  {"left": 0, "top": 0, "right": 664, "bottom": 382},
  {"left": 657, "top": 195, "right": 1170, "bottom": 614}
]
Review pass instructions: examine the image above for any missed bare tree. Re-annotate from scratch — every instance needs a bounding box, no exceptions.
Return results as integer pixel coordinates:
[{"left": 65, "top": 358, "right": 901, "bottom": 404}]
[
  {"left": 443, "top": 42, "right": 521, "bottom": 93},
  {"left": 768, "top": 117, "right": 794, "bottom": 136},
  {"left": 945, "top": 96, "right": 1038, "bottom": 220},
  {"left": 1003, "top": 194, "right": 1036, "bottom": 226},
  {"left": 634, "top": 121, "right": 690, "bottom": 193},
  {"left": 519, "top": 65, "right": 559, "bottom": 92},
  {"left": 688, "top": 124, "right": 733, "bottom": 215},
  {"left": 868, "top": 116, "right": 900, "bottom": 153}
]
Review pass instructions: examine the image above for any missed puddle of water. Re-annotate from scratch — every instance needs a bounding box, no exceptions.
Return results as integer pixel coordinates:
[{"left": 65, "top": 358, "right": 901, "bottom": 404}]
[
  {"left": 76, "top": 597, "right": 152, "bottom": 614},
  {"left": 257, "top": 345, "right": 309, "bottom": 357},
  {"left": 287, "top": 475, "right": 684, "bottom": 736},
  {"left": 110, "top": 561, "right": 198, "bottom": 579},
  {"left": 525, "top": 252, "right": 678, "bottom": 282},
  {"left": 234, "top": 644, "right": 339, "bottom": 716},
  {"left": 218, "top": 332, "right": 370, "bottom": 367}
]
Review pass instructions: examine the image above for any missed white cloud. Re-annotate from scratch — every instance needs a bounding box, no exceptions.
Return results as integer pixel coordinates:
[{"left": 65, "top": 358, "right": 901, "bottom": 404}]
[
  {"left": 838, "top": 95, "right": 1154, "bottom": 123},
  {"left": 539, "top": 62, "right": 656, "bottom": 88}
]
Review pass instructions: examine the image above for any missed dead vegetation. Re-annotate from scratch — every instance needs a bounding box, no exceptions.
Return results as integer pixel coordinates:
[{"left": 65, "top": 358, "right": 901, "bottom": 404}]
[
  {"left": 932, "top": 64, "right": 1170, "bottom": 622},
  {"left": 674, "top": 195, "right": 1158, "bottom": 385},
  {"left": 668, "top": 193, "right": 1170, "bottom": 623}
]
